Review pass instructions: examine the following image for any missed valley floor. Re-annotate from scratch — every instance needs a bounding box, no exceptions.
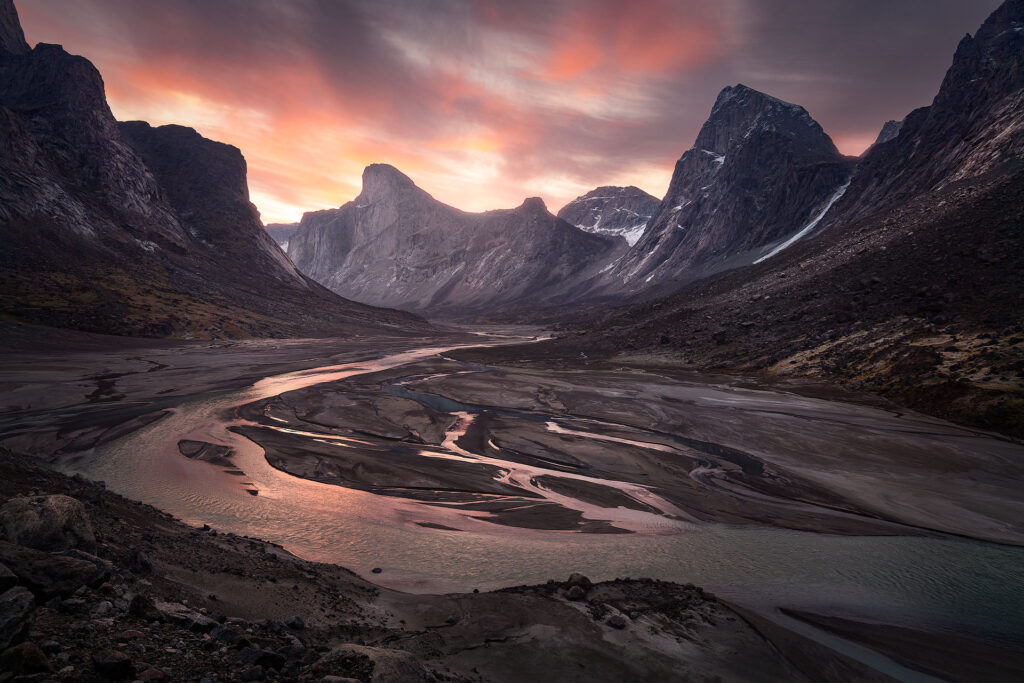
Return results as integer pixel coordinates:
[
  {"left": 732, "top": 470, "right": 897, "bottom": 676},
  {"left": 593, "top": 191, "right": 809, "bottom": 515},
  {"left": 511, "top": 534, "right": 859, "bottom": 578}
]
[{"left": 1, "top": 322, "right": 1023, "bottom": 681}]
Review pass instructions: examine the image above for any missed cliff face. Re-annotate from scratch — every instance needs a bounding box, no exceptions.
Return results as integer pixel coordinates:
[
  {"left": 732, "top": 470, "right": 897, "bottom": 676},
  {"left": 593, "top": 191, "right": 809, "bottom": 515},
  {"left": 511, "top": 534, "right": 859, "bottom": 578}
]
[
  {"left": 556, "top": 186, "right": 659, "bottom": 246},
  {"left": 604, "top": 85, "right": 854, "bottom": 294},
  {"left": 828, "top": 0, "right": 1024, "bottom": 225},
  {"left": 288, "top": 164, "right": 626, "bottom": 316},
  {"left": 0, "top": 1, "right": 425, "bottom": 338}
]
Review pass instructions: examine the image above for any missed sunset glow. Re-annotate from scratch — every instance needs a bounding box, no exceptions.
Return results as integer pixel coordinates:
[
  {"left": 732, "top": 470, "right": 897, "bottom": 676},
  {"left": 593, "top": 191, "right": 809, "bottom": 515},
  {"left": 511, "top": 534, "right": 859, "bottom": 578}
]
[{"left": 18, "top": 0, "right": 1001, "bottom": 223}]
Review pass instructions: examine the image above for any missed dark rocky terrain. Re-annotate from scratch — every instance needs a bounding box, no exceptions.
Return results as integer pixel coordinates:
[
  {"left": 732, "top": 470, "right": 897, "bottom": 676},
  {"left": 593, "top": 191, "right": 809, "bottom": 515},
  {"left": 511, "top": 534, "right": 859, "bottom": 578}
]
[
  {"left": 596, "top": 84, "right": 855, "bottom": 296},
  {"left": 456, "top": 0, "right": 1024, "bottom": 440},
  {"left": 287, "top": 165, "right": 625, "bottom": 318},
  {"left": 0, "top": 0, "right": 424, "bottom": 339},
  {"left": 0, "top": 448, "right": 856, "bottom": 682},
  {"left": 555, "top": 186, "right": 659, "bottom": 246},
  {"left": 265, "top": 224, "right": 299, "bottom": 252}
]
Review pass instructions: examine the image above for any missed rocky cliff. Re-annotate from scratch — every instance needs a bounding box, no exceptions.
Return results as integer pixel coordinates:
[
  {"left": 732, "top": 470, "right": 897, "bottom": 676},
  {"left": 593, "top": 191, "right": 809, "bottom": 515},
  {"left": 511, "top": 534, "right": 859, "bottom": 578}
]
[
  {"left": 0, "top": 0, "right": 423, "bottom": 338},
  {"left": 603, "top": 85, "right": 854, "bottom": 294},
  {"left": 288, "top": 164, "right": 626, "bottom": 316},
  {"left": 828, "top": 0, "right": 1024, "bottom": 224},
  {"left": 556, "top": 186, "right": 659, "bottom": 246},
  {"left": 265, "top": 223, "right": 299, "bottom": 251}
]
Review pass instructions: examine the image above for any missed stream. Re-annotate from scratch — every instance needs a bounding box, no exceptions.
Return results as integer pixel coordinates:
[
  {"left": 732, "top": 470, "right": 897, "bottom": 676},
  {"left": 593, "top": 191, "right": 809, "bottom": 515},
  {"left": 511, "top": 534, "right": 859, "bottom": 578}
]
[{"left": 54, "top": 342, "right": 1024, "bottom": 681}]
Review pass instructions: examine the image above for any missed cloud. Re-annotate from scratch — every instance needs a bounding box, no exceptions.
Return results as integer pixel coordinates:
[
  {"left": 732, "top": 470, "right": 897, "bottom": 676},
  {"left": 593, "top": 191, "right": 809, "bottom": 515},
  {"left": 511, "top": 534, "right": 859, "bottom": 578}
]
[{"left": 16, "top": 0, "right": 1004, "bottom": 222}]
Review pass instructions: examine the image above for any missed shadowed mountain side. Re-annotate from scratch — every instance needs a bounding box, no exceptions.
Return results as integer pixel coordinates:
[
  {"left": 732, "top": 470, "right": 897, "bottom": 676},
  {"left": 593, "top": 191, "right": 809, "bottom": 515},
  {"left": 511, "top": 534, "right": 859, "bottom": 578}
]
[{"left": 0, "top": 0, "right": 426, "bottom": 339}]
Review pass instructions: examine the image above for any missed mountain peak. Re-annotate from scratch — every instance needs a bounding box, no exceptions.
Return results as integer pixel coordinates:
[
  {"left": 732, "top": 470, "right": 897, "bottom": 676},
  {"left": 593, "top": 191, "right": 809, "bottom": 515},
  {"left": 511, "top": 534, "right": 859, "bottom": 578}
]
[
  {"left": 0, "top": 0, "right": 29, "bottom": 55},
  {"left": 359, "top": 163, "right": 419, "bottom": 202},
  {"left": 517, "top": 196, "right": 548, "bottom": 213},
  {"left": 695, "top": 83, "right": 836, "bottom": 156}
]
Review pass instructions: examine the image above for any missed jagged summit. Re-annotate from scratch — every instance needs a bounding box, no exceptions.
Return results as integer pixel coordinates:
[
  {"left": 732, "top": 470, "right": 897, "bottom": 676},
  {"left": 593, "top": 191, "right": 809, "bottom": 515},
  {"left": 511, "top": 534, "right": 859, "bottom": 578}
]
[
  {"left": 0, "top": 0, "right": 28, "bottom": 56},
  {"left": 872, "top": 120, "right": 904, "bottom": 148},
  {"left": 557, "top": 185, "right": 659, "bottom": 246},
  {"left": 358, "top": 163, "right": 422, "bottom": 202},
  {"left": 517, "top": 196, "right": 548, "bottom": 213},
  {"left": 694, "top": 84, "right": 837, "bottom": 156},
  {"left": 288, "top": 171, "right": 624, "bottom": 315},
  {"left": 598, "top": 84, "right": 851, "bottom": 292}
]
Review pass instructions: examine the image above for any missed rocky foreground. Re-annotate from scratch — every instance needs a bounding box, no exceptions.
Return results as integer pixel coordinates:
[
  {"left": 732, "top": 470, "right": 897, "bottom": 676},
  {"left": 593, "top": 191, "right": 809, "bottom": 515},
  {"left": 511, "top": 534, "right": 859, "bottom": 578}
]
[{"left": 0, "top": 448, "right": 889, "bottom": 683}]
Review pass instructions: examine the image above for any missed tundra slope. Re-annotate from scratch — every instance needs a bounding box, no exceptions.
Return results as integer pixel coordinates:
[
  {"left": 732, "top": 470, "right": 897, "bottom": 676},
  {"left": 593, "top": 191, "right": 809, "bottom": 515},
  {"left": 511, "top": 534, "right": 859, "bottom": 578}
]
[{"left": 457, "top": 0, "right": 1024, "bottom": 439}]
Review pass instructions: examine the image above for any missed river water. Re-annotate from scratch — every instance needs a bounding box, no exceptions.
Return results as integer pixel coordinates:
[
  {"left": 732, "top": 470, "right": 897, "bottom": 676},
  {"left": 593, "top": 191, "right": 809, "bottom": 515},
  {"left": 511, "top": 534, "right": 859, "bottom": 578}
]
[{"left": 61, "top": 344, "right": 1024, "bottom": 676}]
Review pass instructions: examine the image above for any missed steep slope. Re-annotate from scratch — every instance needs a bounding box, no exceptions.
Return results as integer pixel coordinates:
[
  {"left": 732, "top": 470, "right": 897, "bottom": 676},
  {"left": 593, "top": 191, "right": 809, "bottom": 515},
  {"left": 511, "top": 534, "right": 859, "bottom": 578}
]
[
  {"left": 0, "top": 1, "right": 423, "bottom": 338},
  {"left": 458, "top": 0, "right": 1024, "bottom": 438},
  {"left": 604, "top": 85, "right": 854, "bottom": 293},
  {"left": 828, "top": 0, "right": 1024, "bottom": 225},
  {"left": 871, "top": 120, "right": 903, "bottom": 147},
  {"left": 288, "top": 164, "right": 626, "bottom": 316},
  {"left": 556, "top": 185, "right": 659, "bottom": 246},
  {"left": 265, "top": 222, "right": 299, "bottom": 250}
]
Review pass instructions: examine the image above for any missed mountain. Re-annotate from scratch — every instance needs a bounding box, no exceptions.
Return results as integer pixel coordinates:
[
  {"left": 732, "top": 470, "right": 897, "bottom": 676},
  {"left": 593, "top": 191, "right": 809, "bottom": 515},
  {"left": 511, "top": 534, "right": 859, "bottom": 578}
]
[
  {"left": 602, "top": 85, "right": 854, "bottom": 294},
  {"left": 459, "top": 0, "right": 1024, "bottom": 439},
  {"left": 265, "top": 223, "right": 299, "bottom": 251},
  {"left": 871, "top": 120, "right": 903, "bottom": 148},
  {"left": 556, "top": 186, "right": 659, "bottom": 246},
  {"left": 287, "top": 164, "right": 626, "bottom": 317},
  {"left": 825, "top": 0, "right": 1024, "bottom": 226},
  {"left": 0, "top": 0, "right": 424, "bottom": 338}
]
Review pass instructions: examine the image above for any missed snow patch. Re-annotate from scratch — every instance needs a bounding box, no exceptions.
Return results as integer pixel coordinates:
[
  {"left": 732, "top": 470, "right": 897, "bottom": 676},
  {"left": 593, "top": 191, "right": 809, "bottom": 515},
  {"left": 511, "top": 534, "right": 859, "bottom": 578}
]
[{"left": 753, "top": 180, "right": 850, "bottom": 264}]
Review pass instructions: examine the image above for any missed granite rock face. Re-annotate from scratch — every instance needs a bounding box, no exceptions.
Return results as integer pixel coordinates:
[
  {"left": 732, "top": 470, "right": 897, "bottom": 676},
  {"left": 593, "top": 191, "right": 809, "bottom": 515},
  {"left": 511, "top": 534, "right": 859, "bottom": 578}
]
[
  {"left": 871, "top": 120, "right": 904, "bottom": 148},
  {"left": 0, "top": 1, "right": 424, "bottom": 338},
  {"left": 265, "top": 223, "right": 299, "bottom": 251},
  {"left": 288, "top": 164, "right": 626, "bottom": 316},
  {"left": 828, "top": 0, "right": 1024, "bottom": 225},
  {"left": 603, "top": 84, "right": 854, "bottom": 294},
  {"left": 0, "top": 0, "right": 28, "bottom": 56},
  {"left": 556, "top": 186, "right": 659, "bottom": 246}
]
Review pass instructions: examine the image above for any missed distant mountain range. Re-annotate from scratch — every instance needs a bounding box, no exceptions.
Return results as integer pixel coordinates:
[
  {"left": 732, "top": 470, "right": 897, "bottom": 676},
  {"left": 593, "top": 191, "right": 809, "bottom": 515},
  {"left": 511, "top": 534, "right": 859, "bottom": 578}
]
[
  {"left": 0, "top": 0, "right": 424, "bottom": 338},
  {"left": 556, "top": 186, "right": 659, "bottom": 246},
  {"left": 287, "top": 164, "right": 625, "bottom": 316}
]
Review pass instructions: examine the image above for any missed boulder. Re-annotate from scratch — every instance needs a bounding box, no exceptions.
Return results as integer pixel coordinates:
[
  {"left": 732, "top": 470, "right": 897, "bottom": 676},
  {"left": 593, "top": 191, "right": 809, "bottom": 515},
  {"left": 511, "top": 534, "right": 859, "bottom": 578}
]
[
  {"left": 0, "top": 641, "right": 53, "bottom": 675},
  {"left": 0, "top": 542, "right": 103, "bottom": 599},
  {"left": 0, "top": 561, "right": 16, "bottom": 592},
  {"left": 566, "top": 573, "right": 592, "bottom": 590},
  {"left": 566, "top": 586, "right": 586, "bottom": 601},
  {"left": 91, "top": 649, "right": 135, "bottom": 680},
  {"left": 128, "top": 594, "right": 161, "bottom": 621},
  {"left": 307, "top": 644, "right": 427, "bottom": 683},
  {"left": 240, "top": 664, "right": 264, "bottom": 681},
  {"left": 0, "top": 495, "right": 96, "bottom": 552},
  {"left": 0, "top": 586, "right": 34, "bottom": 651},
  {"left": 153, "top": 600, "right": 217, "bottom": 632},
  {"left": 607, "top": 614, "right": 627, "bottom": 629}
]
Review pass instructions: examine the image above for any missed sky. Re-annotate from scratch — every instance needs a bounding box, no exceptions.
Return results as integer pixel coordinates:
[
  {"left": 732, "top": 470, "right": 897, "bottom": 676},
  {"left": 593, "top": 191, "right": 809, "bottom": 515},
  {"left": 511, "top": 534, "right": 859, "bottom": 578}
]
[{"left": 17, "top": 0, "right": 1003, "bottom": 224}]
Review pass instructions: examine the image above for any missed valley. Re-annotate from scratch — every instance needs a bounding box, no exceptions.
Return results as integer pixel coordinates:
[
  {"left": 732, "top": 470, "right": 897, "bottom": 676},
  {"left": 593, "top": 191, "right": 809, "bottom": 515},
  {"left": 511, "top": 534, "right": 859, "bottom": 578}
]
[{"left": 2, "top": 325, "right": 1023, "bottom": 680}]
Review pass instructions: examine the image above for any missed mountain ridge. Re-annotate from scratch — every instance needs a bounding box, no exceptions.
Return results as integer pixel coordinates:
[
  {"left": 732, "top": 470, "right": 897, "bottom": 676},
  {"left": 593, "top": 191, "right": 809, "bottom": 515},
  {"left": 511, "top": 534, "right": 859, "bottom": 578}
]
[{"left": 287, "top": 164, "right": 626, "bottom": 317}]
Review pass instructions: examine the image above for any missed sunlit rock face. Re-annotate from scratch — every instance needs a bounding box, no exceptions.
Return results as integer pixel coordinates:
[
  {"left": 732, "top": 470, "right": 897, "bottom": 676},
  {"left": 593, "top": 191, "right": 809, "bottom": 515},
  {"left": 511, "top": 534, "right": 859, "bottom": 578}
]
[
  {"left": 602, "top": 84, "right": 854, "bottom": 293},
  {"left": 556, "top": 186, "right": 659, "bottom": 246},
  {"left": 288, "top": 164, "right": 626, "bottom": 317}
]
